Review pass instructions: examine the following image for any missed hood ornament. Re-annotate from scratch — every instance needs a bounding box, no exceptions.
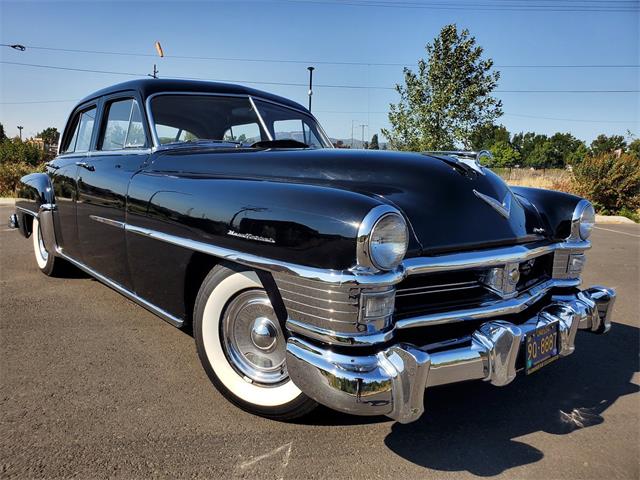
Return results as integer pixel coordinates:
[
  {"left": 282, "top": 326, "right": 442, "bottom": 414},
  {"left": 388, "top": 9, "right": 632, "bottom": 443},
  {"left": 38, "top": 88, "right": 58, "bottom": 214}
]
[{"left": 474, "top": 189, "right": 512, "bottom": 219}]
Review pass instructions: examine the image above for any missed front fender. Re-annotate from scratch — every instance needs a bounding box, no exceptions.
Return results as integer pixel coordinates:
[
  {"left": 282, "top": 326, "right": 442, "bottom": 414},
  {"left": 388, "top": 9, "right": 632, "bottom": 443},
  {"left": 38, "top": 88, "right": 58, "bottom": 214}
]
[
  {"left": 511, "top": 186, "right": 584, "bottom": 240},
  {"left": 127, "top": 173, "right": 391, "bottom": 270}
]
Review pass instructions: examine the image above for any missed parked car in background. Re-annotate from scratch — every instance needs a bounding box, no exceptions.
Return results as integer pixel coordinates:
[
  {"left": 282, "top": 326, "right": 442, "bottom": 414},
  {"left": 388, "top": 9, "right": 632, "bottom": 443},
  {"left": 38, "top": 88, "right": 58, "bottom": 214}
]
[{"left": 10, "top": 79, "right": 616, "bottom": 423}]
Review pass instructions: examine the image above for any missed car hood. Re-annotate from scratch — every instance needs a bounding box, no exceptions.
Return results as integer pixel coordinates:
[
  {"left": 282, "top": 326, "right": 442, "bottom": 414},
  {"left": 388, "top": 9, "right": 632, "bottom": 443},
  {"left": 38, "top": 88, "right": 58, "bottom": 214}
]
[{"left": 151, "top": 147, "right": 546, "bottom": 256}]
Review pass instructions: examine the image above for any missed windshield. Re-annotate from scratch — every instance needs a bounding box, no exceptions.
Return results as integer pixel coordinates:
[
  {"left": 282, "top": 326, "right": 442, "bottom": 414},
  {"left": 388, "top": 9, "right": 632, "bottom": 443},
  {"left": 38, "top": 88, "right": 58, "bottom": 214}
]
[{"left": 149, "top": 94, "right": 331, "bottom": 148}]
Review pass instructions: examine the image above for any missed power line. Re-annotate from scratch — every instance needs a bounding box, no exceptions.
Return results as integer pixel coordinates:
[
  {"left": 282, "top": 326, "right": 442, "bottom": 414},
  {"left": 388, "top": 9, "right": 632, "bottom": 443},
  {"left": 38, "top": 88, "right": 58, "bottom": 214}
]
[
  {"left": 13, "top": 44, "right": 640, "bottom": 69},
  {"left": 2, "top": 61, "right": 639, "bottom": 93},
  {"left": 274, "top": 0, "right": 639, "bottom": 12},
  {"left": 1, "top": 98, "right": 636, "bottom": 125}
]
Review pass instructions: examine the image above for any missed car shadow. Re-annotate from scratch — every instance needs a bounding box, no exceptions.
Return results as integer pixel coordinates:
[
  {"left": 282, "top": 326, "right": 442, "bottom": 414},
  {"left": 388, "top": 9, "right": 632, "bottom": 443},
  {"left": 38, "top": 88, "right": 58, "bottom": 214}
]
[{"left": 381, "top": 322, "right": 639, "bottom": 476}]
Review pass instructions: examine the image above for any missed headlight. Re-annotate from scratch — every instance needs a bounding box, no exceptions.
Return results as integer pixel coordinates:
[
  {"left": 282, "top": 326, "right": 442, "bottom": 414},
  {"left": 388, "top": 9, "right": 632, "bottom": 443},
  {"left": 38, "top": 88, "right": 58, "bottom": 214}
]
[
  {"left": 570, "top": 200, "right": 595, "bottom": 240},
  {"left": 357, "top": 206, "right": 409, "bottom": 271}
]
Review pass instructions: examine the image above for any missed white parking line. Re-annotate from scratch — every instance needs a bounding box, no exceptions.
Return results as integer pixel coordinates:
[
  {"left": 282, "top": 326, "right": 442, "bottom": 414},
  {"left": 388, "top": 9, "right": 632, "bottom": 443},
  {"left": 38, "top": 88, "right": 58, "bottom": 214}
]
[{"left": 594, "top": 226, "right": 640, "bottom": 238}]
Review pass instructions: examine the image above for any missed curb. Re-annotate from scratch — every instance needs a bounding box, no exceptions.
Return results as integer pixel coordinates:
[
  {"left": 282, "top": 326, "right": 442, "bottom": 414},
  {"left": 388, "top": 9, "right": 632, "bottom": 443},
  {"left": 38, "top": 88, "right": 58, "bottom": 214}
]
[{"left": 595, "top": 214, "right": 637, "bottom": 225}]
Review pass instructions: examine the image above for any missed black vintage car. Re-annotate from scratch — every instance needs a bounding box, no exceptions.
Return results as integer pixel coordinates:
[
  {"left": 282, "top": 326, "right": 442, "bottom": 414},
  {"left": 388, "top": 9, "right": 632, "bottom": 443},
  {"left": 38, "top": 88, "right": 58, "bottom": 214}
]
[{"left": 10, "top": 79, "right": 616, "bottom": 423}]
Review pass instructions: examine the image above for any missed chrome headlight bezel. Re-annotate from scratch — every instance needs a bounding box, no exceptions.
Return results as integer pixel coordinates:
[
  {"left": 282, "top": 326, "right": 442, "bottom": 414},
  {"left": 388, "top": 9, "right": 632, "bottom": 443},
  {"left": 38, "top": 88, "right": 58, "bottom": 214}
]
[
  {"left": 357, "top": 205, "right": 409, "bottom": 272},
  {"left": 569, "top": 199, "right": 596, "bottom": 241}
]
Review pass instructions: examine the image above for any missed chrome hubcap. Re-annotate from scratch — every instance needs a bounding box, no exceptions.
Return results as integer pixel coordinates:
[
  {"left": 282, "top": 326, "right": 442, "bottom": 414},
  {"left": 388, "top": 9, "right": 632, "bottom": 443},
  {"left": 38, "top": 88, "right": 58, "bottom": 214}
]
[{"left": 222, "top": 290, "right": 287, "bottom": 386}]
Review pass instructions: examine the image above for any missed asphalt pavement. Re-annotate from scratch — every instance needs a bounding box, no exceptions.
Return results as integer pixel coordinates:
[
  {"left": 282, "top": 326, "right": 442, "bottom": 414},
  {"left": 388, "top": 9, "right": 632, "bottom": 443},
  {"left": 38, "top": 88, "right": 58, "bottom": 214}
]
[{"left": 1, "top": 204, "right": 638, "bottom": 479}]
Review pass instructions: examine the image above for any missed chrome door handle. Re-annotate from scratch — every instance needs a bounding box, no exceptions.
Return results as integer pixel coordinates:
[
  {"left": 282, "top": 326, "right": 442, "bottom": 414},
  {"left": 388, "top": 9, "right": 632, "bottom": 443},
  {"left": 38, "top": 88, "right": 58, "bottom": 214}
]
[{"left": 75, "top": 161, "right": 95, "bottom": 172}]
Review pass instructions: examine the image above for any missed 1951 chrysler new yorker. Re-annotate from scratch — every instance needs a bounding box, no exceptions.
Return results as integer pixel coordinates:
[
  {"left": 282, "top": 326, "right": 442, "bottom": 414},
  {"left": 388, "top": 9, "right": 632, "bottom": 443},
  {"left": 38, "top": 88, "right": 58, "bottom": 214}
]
[{"left": 10, "top": 79, "right": 616, "bottom": 423}]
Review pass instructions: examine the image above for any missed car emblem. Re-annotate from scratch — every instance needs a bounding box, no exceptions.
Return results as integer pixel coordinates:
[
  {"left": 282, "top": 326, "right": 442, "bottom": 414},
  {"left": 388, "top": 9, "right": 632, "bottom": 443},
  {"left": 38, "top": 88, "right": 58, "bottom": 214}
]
[{"left": 473, "top": 190, "right": 512, "bottom": 219}]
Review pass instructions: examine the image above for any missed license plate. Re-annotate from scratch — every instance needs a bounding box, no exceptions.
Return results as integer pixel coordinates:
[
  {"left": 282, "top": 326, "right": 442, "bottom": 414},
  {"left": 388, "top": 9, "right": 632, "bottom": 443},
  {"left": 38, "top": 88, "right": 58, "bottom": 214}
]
[{"left": 525, "top": 321, "right": 559, "bottom": 374}]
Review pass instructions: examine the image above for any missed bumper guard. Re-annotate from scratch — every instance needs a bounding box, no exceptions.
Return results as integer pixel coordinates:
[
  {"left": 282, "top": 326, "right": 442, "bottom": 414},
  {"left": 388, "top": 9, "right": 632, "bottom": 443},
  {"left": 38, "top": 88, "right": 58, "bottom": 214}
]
[{"left": 286, "top": 286, "right": 615, "bottom": 423}]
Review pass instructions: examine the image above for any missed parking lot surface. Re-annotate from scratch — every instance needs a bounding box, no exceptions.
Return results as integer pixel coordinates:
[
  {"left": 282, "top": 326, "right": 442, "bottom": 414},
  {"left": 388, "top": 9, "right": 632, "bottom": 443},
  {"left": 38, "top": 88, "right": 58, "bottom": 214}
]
[{"left": 1, "top": 204, "right": 638, "bottom": 479}]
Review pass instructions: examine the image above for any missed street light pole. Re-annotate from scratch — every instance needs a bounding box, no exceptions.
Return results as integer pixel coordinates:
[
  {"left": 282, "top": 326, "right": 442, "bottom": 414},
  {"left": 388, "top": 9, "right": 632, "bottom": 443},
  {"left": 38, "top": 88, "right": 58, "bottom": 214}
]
[
  {"left": 359, "top": 124, "right": 367, "bottom": 149},
  {"left": 17, "top": 126, "right": 23, "bottom": 140},
  {"left": 307, "top": 66, "right": 315, "bottom": 112}
]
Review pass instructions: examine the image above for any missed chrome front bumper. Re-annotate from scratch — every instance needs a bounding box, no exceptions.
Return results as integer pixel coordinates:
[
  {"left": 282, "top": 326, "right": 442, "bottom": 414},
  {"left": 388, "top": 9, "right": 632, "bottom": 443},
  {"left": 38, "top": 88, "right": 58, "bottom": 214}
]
[{"left": 286, "top": 286, "right": 616, "bottom": 424}]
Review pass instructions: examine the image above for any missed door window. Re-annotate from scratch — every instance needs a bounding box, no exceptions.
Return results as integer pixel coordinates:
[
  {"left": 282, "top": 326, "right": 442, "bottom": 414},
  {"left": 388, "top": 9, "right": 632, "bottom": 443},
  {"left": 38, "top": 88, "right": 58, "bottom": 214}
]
[
  {"left": 64, "top": 107, "right": 97, "bottom": 153},
  {"left": 100, "top": 99, "right": 147, "bottom": 150}
]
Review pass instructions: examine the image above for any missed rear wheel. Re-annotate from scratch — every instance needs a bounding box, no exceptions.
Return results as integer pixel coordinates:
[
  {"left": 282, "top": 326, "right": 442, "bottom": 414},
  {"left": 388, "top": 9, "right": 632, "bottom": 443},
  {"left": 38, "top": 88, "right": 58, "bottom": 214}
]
[
  {"left": 193, "top": 264, "right": 317, "bottom": 420},
  {"left": 32, "top": 216, "right": 64, "bottom": 276}
]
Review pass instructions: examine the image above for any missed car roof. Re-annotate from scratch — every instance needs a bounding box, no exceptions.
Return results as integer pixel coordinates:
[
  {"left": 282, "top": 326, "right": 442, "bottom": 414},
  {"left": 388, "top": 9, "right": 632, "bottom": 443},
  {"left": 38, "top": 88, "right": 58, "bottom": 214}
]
[{"left": 76, "top": 78, "right": 308, "bottom": 112}]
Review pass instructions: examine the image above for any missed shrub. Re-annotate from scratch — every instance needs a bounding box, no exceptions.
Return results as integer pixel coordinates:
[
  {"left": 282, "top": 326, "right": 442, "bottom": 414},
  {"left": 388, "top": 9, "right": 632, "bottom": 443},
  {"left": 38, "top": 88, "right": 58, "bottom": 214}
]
[
  {"left": 0, "top": 139, "right": 46, "bottom": 196},
  {"left": 573, "top": 153, "right": 640, "bottom": 214}
]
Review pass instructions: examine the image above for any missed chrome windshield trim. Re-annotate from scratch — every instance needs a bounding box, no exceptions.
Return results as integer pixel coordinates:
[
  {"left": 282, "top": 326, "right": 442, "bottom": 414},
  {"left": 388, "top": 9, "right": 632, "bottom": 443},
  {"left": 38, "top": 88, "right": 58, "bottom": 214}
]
[
  {"left": 144, "top": 91, "right": 330, "bottom": 148},
  {"left": 248, "top": 96, "right": 274, "bottom": 141},
  {"left": 403, "top": 240, "right": 590, "bottom": 276}
]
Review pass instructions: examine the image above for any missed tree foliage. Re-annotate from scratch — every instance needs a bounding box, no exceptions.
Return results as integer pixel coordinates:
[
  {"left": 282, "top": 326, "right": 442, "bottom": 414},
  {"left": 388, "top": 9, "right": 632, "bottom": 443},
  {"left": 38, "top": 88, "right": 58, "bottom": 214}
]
[
  {"left": 574, "top": 152, "right": 640, "bottom": 213},
  {"left": 383, "top": 24, "right": 502, "bottom": 151},
  {"left": 0, "top": 138, "right": 46, "bottom": 195},
  {"left": 590, "top": 134, "right": 626, "bottom": 156},
  {"left": 369, "top": 134, "right": 379, "bottom": 150},
  {"left": 37, "top": 127, "right": 60, "bottom": 148}
]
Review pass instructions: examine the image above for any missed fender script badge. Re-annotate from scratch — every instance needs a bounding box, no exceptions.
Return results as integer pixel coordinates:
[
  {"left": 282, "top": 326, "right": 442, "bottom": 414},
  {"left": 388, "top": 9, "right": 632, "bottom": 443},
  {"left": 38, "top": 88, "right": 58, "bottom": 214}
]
[
  {"left": 227, "top": 230, "right": 275, "bottom": 244},
  {"left": 473, "top": 190, "right": 512, "bottom": 219}
]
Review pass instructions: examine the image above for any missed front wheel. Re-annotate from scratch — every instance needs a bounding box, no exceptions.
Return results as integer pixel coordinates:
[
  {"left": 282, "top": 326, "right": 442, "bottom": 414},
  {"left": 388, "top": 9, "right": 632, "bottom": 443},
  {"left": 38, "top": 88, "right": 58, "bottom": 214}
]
[{"left": 193, "top": 264, "right": 317, "bottom": 420}]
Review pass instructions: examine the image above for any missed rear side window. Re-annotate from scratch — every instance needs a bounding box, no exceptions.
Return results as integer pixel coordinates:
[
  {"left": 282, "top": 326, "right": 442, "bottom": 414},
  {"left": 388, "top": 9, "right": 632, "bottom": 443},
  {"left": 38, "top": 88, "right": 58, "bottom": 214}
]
[
  {"left": 100, "top": 99, "right": 146, "bottom": 150},
  {"left": 64, "top": 107, "right": 96, "bottom": 153}
]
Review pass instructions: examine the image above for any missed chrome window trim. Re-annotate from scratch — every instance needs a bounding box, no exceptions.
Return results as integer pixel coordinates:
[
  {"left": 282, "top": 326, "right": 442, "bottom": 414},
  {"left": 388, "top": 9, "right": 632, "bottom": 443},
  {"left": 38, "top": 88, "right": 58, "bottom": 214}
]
[{"left": 144, "top": 91, "right": 330, "bottom": 148}]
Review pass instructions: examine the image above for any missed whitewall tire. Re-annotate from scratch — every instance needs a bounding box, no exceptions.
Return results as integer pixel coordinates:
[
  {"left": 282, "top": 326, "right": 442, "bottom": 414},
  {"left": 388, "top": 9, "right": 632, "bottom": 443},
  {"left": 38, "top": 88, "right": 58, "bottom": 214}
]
[
  {"left": 32, "top": 216, "right": 62, "bottom": 276},
  {"left": 193, "top": 264, "right": 317, "bottom": 419}
]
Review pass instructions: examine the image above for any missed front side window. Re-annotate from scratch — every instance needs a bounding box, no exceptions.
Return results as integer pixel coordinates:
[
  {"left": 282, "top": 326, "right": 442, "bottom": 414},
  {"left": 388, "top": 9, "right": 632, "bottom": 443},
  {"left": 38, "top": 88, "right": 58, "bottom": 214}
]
[
  {"left": 64, "top": 107, "right": 96, "bottom": 153},
  {"left": 149, "top": 94, "right": 330, "bottom": 148},
  {"left": 100, "top": 99, "right": 146, "bottom": 150}
]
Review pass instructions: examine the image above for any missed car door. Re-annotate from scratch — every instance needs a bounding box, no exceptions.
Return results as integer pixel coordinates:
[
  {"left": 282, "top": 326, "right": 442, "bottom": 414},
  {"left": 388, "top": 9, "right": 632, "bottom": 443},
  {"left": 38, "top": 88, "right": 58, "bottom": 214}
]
[
  {"left": 49, "top": 103, "right": 98, "bottom": 260},
  {"left": 76, "top": 94, "right": 150, "bottom": 289}
]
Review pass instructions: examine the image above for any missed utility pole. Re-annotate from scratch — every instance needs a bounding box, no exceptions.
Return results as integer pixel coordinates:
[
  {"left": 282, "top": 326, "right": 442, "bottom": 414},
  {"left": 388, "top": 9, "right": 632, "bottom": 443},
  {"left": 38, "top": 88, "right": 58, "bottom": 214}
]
[
  {"left": 307, "top": 66, "right": 314, "bottom": 112},
  {"left": 351, "top": 121, "right": 355, "bottom": 149},
  {"left": 17, "top": 126, "right": 23, "bottom": 140},
  {"left": 148, "top": 64, "right": 159, "bottom": 79},
  {"left": 359, "top": 124, "right": 367, "bottom": 149}
]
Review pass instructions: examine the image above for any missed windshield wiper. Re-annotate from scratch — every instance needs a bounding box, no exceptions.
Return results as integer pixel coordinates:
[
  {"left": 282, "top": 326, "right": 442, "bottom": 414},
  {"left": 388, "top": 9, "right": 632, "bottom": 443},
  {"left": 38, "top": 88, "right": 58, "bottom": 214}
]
[
  {"left": 161, "top": 139, "right": 242, "bottom": 147},
  {"left": 250, "top": 139, "right": 309, "bottom": 149}
]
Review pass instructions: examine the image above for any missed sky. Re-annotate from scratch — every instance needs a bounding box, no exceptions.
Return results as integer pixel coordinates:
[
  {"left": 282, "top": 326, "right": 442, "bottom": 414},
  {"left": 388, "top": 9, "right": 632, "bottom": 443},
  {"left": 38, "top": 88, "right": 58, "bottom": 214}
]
[{"left": 0, "top": 0, "right": 638, "bottom": 145}]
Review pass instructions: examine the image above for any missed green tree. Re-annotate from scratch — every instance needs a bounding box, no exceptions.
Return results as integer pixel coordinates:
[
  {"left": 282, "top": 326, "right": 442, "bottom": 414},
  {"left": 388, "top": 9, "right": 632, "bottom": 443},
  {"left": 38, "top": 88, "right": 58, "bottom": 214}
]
[
  {"left": 590, "top": 134, "right": 626, "bottom": 156},
  {"left": 545, "top": 132, "right": 585, "bottom": 168},
  {"left": 37, "top": 127, "right": 60, "bottom": 148},
  {"left": 489, "top": 140, "right": 521, "bottom": 168},
  {"left": 470, "top": 124, "right": 510, "bottom": 151},
  {"left": 0, "top": 123, "right": 6, "bottom": 142},
  {"left": 382, "top": 24, "right": 502, "bottom": 151},
  {"left": 369, "top": 133, "right": 380, "bottom": 150},
  {"left": 511, "top": 132, "right": 548, "bottom": 165}
]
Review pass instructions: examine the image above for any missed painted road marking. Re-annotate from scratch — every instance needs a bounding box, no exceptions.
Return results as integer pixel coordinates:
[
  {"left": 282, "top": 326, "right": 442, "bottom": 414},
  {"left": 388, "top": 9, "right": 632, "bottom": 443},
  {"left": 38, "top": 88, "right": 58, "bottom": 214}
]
[{"left": 594, "top": 226, "right": 640, "bottom": 238}]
